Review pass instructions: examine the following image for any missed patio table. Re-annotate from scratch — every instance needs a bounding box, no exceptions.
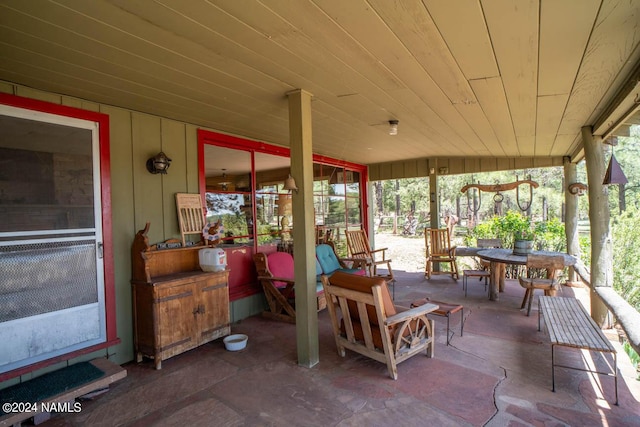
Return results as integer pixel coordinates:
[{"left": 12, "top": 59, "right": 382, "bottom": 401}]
[{"left": 477, "top": 248, "right": 576, "bottom": 301}]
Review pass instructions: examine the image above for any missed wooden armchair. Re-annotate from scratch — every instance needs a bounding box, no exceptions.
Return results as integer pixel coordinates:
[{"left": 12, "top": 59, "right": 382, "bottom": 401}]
[
  {"left": 425, "top": 228, "right": 458, "bottom": 280},
  {"left": 345, "top": 229, "right": 394, "bottom": 283},
  {"left": 321, "top": 271, "right": 437, "bottom": 379},
  {"left": 519, "top": 254, "right": 565, "bottom": 316},
  {"left": 253, "top": 251, "right": 326, "bottom": 323}
]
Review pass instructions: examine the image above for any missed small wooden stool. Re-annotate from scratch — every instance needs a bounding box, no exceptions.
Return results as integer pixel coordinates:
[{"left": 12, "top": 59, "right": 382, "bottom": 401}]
[{"left": 411, "top": 298, "right": 463, "bottom": 345}]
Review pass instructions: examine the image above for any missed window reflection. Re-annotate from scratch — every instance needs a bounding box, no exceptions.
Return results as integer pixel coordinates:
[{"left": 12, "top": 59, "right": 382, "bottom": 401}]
[{"left": 202, "top": 143, "right": 363, "bottom": 252}]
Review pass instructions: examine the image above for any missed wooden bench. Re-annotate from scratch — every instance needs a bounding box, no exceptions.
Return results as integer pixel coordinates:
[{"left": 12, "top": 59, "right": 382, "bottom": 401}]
[{"left": 538, "top": 296, "right": 618, "bottom": 405}]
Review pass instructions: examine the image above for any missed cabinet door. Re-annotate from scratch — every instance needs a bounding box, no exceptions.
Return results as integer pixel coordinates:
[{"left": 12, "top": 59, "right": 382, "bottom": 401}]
[
  {"left": 156, "top": 283, "right": 197, "bottom": 358},
  {"left": 196, "top": 274, "right": 230, "bottom": 344}
]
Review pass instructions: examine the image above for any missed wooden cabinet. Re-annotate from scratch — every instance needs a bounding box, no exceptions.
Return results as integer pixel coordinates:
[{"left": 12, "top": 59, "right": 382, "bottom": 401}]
[{"left": 131, "top": 223, "right": 230, "bottom": 369}]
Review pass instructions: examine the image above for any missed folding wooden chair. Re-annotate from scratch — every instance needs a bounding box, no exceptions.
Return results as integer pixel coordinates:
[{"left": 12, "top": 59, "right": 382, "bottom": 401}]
[{"left": 175, "top": 193, "right": 206, "bottom": 247}]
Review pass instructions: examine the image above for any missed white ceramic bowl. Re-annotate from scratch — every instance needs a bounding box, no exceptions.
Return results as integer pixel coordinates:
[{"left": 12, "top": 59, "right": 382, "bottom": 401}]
[{"left": 223, "top": 334, "right": 248, "bottom": 351}]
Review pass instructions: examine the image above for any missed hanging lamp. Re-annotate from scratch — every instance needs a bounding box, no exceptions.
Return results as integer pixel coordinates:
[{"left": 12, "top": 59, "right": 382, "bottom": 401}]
[{"left": 603, "top": 137, "right": 628, "bottom": 185}]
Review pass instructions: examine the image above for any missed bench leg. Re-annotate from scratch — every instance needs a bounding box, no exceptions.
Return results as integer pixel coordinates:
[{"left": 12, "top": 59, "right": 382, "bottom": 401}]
[
  {"left": 614, "top": 352, "right": 618, "bottom": 405},
  {"left": 551, "top": 344, "right": 556, "bottom": 392}
]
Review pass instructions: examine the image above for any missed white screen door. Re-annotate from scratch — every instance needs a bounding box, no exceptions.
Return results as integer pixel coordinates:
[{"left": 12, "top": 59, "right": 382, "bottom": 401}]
[{"left": 0, "top": 105, "right": 106, "bottom": 374}]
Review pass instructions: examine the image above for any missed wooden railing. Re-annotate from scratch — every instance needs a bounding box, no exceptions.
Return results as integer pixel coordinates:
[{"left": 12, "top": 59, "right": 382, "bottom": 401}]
[{"left": 572, "top": 260, "right": 640, "bottom": 360}]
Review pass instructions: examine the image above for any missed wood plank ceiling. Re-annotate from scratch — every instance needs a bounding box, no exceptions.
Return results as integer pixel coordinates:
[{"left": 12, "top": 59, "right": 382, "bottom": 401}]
[{"left": 0, "top": 0, "right": 639, "bottom": 168}]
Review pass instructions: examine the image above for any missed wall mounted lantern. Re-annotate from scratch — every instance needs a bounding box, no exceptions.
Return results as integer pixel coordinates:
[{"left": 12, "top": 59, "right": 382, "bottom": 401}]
[{"left": 146, "top": 151, "right": 172, "bottom": 174}]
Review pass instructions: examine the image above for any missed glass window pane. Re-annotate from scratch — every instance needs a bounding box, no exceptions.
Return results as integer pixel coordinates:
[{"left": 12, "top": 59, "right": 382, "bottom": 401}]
[
  {"left": 204, "top": 146, "right": 252, "bottom": 244},
  {"left": 347, "top": 196, "right": 362, "bottom": 227},
  {"left": 346, "top": 171, "right": 361, "bottom": 194},
  {"left": 254, "top": 152, "right": 290, "bottom": 242}
]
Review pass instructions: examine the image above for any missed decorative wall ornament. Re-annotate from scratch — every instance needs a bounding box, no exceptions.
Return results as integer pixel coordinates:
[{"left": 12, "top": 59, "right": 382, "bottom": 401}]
[
  {"left": 460, "top": 177, "right": 539, "bottom": 213},
  {"left": 568, "top": 182, "right": 588, "bottom": 196}
]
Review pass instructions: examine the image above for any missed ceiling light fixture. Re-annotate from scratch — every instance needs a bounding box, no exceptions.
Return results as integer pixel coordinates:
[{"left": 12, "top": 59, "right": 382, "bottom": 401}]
[{"left": 388, "top": 119, "right": 399, "bottom": 136}]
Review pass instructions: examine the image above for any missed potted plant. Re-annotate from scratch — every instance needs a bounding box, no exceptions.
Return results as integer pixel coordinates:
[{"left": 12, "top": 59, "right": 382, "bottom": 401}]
[{"left": 513, "top": 227, "right": 536, "bottom": 255}]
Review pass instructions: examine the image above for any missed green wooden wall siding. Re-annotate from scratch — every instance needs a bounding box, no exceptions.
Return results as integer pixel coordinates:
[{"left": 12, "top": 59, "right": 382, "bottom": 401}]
[
  {"left": 0, "top": 82, "right": 267, "bottom": 388},
  {"left": 368, "top": 155, "right": 565, "bottom": 181}
]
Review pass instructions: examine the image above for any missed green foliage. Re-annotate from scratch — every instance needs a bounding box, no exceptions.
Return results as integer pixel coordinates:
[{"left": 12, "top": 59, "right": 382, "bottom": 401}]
[
  {"left": 533, "top": 217, "right": 566, "bottom": 252},
  {"left": 579, "top": 235, "right": 591, "bottom": 267},
  {"left": 612, "top": 205, "right": 640, "bottom": 312},
  {"left": 466, "top": 210, "right": 565, "bottom": 252},
  {"left": 622, "top": 341, "right": 639, "bottom": 379}
]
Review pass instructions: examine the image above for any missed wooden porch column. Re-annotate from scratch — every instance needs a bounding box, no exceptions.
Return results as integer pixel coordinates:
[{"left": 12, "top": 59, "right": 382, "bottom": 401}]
[
  {"left": 581, "top": 126, "right": 612, "bottom": 327},
  {"left": 563, "top": 157, "right": 581, "bottom": 285},
  {"left": 287, "top": 89, "right": 319, "bottom": 368},
  {"left": 428, "top": 160, "right": 440, "bottom": 273},
  {"left": 428, "top": 160, "right": 440, "bottom": 229}
]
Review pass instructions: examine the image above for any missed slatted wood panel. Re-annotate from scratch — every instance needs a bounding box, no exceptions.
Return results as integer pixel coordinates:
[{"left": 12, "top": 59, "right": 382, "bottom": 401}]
[
  {"left": 539, "top": 296, "right": 614, "bottom": 352},
  {"left": 2, "top": 1, "right": 639, "bottom": 166},
  {"left": 175, "top": 193, "right": 205, "bottom": 246}
]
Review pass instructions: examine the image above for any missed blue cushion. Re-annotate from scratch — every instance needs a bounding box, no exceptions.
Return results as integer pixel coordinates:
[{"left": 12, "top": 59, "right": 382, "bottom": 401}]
[{"left": 315, "top": 244, "right": 342, "bottom": 275}]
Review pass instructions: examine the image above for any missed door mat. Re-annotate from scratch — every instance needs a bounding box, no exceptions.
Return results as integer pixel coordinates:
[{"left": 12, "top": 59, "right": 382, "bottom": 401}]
[{"left": 0, "top": 362, "right": 104, "bottom": 415}]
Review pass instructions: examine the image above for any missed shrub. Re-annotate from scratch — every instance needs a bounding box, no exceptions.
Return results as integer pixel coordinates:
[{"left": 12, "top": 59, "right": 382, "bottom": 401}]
[
  {"left": 612, "top": 206, "right": 640, "bottom": 312},
  {"left": 466, "top": 211, "right": 564, "bottom": 252}
]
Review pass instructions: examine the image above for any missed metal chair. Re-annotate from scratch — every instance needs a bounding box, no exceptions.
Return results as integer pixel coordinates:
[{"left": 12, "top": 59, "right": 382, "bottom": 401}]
[{"left": 462, "top": 238, "right": 502, "bottom": 296}]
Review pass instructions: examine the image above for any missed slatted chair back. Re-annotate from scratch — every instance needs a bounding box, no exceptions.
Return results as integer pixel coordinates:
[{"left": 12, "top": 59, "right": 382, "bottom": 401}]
[
  {"left": 175, "top": 193, "right": 206, "bottom": 247},
  {"left": 345, "top": 229, "right": 371, "bottom": 259},
  {"left": 426, "top": 228, "right": 452, "bottom": 257}
]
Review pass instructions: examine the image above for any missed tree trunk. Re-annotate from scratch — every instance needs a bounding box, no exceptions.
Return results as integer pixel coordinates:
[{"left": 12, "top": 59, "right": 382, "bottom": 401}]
[
  {"left": 619, "top": 183, "right": 626, "bottom": 213},
  {"left": 394, "top": 180, "right": 400, "bottom": 234},
  {"left": 582, "top": 126, "right": 613, "bottom": 328},
  {"left": 374, "top": 181, "right": 383, "bottom": 215}
]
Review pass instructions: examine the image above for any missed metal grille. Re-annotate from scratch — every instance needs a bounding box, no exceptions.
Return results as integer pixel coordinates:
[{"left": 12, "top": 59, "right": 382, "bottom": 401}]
[{"left": 0, "top": 240, "right": 98, "bottom": 323}]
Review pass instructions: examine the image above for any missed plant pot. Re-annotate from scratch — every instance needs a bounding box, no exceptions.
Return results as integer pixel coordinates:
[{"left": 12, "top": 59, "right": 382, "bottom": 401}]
[{"left": 513, "top": 239, "right": 534, "bottom": 256}]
